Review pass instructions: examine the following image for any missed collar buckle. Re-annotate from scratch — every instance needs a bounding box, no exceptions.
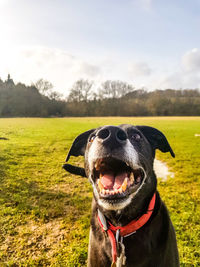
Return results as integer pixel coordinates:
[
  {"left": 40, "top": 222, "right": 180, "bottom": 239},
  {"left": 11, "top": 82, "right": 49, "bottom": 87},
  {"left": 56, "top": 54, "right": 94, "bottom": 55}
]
[{"left": 115, "top": 229, "right": 126, "bottom": 266}]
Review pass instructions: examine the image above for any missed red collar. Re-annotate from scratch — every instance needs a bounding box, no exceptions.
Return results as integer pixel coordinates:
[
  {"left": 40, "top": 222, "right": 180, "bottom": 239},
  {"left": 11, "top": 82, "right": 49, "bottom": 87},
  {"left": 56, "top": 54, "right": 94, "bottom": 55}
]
[{"left": 97, "top": 193, "right": 156, "bottom": 264}]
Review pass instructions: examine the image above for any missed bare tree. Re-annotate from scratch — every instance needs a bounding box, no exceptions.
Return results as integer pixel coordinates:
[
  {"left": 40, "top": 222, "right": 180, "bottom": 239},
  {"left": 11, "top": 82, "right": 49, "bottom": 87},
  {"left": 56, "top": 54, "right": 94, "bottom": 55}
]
[
  {"left": 34, "top": 78, "right": 53, "bottom": 96},
  {"left": 67, "top": 79, "right": 93, "bottom": 102},
  {"left": 99, "top": 80, "right": 134, "bottom": 99},
  {"left": 49, "top": 91, "right": 63, "bottom": 101}
]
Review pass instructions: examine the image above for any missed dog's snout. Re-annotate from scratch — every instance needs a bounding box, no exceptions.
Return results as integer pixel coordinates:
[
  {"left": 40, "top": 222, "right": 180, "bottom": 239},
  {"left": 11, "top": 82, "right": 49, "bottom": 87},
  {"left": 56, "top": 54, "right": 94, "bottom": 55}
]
[{"left": 97, "top": 126, "right": 127, "bottom": 147}]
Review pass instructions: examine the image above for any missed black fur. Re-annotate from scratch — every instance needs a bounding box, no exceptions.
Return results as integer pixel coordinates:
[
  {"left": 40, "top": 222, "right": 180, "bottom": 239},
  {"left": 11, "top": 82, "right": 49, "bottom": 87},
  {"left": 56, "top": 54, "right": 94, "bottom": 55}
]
[
  {"left": 64, "top": 125, "right": 179, "bottom": 267},
  {"left": 62, "top": 163, "right": 86, "bottom": 177}
]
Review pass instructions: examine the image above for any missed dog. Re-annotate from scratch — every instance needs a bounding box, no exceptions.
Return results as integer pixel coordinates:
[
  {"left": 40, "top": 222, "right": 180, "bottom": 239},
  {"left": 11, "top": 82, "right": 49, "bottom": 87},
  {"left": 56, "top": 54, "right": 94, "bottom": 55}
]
[{"left": 63, "top": 124, "right": 179, "bottom": 267}]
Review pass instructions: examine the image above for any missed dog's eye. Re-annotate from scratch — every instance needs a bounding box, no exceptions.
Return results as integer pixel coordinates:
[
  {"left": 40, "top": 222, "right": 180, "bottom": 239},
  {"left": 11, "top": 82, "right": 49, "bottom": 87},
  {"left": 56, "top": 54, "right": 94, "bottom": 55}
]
[
  {"left": 131, "top": 133, "right": 141, "bottom": 141},
  {"left": 89, "top": 135, "right": 96, "bottom": 143}
]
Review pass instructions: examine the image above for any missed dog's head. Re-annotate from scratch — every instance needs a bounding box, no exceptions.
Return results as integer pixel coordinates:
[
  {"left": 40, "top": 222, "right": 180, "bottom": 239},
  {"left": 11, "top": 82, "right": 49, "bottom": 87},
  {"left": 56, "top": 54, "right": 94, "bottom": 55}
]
[{"left": 64, "top": 125, "right": 175, "bottom": 211}]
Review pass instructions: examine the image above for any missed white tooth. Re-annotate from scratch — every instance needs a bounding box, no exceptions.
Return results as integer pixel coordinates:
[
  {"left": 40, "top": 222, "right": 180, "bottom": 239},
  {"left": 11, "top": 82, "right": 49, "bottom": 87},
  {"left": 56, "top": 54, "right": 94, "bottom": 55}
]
[
  {"left": 119, "top": 187, "right": 123, "bottom": 193},
  {"left": 114, "top": 188, "right": 118, "bottom": 194},
  {"left": 98, "top": 179, "right": 104, "bottom": 192},
  {"left": 97, "top": 179, "right": 100, "bottom": 192},
  {"left": 122, "top": 177, "right": 128, "bottom": 192},
  {"left": 106, "top": 189, "right": 109, "bottom": 194},
  {"left": 102, "top": 189, "right": 106, "bottom": 195},
  {"left": 130, "top": 173, "right": 134, "bottom": 184}
]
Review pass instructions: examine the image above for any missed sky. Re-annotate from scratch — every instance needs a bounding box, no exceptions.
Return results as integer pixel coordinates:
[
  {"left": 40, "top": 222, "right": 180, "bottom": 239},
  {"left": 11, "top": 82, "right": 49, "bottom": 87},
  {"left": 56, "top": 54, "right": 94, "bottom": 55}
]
[{"left": 0, "top": 0, "right": 200, "bottom": 95}]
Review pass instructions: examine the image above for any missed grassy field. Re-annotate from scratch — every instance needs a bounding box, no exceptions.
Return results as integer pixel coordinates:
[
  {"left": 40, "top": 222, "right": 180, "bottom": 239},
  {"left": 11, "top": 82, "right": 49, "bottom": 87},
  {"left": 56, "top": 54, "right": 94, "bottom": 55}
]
[{"left": 0, "top": 117, "right": 200, "bottom": 266}]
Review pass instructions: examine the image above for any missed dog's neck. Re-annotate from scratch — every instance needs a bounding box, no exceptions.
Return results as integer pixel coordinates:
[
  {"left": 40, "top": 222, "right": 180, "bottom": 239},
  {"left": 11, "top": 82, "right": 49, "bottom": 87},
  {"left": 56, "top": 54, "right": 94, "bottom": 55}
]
[{"left": 93, "top": 190, "right": 160, "bottom": 226}]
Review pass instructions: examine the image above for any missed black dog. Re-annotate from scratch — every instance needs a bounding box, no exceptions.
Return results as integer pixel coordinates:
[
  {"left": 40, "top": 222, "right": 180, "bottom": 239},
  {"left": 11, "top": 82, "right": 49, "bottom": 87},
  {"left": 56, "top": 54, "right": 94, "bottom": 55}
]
[{"left": 63, "top": 125, "right": 179, "bottom": 267}]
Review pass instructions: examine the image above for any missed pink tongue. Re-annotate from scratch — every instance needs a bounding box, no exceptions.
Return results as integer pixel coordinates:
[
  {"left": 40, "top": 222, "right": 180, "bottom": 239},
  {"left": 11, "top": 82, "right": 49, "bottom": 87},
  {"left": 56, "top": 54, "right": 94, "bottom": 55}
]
[
  {"left": 114, "top": 172, "right": 127, "bottom": 189},
  {"left": 100, "top": 172, "right": 127, "bottom": 189},
  {"left": 100, "top": 172, "right": 115, "bottom": 189}
]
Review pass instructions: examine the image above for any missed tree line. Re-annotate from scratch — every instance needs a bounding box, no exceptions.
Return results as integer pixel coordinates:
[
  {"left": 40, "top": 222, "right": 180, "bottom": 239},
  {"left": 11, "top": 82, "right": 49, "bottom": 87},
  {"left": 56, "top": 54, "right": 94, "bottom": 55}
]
[{"left": 0, "top": 75, "right": 200, "bottom": 117}]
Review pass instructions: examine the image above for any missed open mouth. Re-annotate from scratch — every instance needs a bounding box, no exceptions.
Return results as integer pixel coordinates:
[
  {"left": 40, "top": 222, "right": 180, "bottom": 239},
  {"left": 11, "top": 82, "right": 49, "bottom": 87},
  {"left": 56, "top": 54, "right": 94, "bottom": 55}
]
[{"left": 93, "top": 157, "right": 145, "bottom": 201}]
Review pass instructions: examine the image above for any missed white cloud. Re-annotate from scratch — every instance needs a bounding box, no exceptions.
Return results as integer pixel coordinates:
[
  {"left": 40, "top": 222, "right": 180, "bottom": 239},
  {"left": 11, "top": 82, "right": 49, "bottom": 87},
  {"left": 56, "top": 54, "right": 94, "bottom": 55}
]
[
  {"left": 154, "top": 72, "right": 184, "bottom": 89},
  {"left": 1, "top": 45, "right": 200, "bottom": 94},
  {"left": 148, "top": 48, "right": 200, "bottom": 90},
  {"left": 130, "top": 0, "right": 153, "bottom": 11},
  {"left": 128, "top": 62, "right": 152, "bottom": 77},
  {"left": 162, "top": 72, "right": 200, "bottom": 89},
  {"left": 140, "top": 0, "right": 153, "bottom": 10},
  {"left": 182, "top": 48, "right": 200, "bottom": 72},
  {"left": 0, "top": 0, "right": 7, "bottom": 6},
  {"left": 0, "top": 46, "right": 102, "bottom": 95},
  {"left": 79, "top": 62, "right": 101, "bottom": 77},
  {"left": 0, "top": 45, "right": 154, "bottom": 94}
]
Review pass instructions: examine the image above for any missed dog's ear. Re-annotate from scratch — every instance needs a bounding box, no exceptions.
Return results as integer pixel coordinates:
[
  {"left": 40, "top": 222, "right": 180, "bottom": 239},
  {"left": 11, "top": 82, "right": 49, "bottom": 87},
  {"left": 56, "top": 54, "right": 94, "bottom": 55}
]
[
  {"left": 62, "top": 163, "right": 86, "bottom": 177},
  {"left": 66, "top": 129, "right": 95, "bottom": 161},
  {"left": 136, "top": 126, "right": 175, "bottom": 158},
  {"left": 63, "top": 129, "right": 96, "bottom": 177}
]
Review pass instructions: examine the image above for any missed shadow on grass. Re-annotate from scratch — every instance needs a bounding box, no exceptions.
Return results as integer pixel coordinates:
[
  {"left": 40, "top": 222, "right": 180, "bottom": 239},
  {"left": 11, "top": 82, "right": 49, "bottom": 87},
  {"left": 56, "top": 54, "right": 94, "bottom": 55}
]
[
  {"left": 0, "top": 157, "right": 91, "bottom": 265},
  {"left": 0, "top": 164, "right": 91, "bottom": 229}
]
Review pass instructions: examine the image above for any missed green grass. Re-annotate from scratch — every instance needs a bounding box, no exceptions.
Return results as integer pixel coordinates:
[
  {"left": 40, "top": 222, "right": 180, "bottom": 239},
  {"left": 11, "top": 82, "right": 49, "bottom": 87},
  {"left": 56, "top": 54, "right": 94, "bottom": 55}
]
[{"left": 0, "top": 117, "right": 199, "bottom": 266}]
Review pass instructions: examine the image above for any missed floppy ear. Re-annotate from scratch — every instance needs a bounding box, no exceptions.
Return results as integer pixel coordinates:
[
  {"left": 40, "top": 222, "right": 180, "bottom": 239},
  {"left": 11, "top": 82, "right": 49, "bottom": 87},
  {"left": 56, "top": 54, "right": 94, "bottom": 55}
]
[
  {"left": 65, "top": 129, "right": 95, "bottom": 161},
  {"left": 63, "top": 129, "right": 95, "bottom": 177},
  {"left": 62, "top": 163, "right": 86, "bottom": 177},
  {"left": 136, "top": 126, "right": 175, "bottom": 158}
]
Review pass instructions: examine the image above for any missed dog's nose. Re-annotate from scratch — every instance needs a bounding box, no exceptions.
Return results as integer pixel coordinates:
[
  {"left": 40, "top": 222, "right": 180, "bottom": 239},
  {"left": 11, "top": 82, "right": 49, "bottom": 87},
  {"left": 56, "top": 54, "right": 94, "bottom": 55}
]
[
  {"left": 97, "top": 126, "right": 127, "bottom": 146},
  {"left": 116, "top": 129, "right": 127, "bottom": 141}
]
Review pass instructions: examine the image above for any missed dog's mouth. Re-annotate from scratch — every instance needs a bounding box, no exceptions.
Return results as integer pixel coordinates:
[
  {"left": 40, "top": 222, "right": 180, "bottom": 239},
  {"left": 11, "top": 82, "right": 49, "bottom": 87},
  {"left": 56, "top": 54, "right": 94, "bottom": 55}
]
[{"left": 93, "top": 157, "right": 145, "bottom": 201}]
